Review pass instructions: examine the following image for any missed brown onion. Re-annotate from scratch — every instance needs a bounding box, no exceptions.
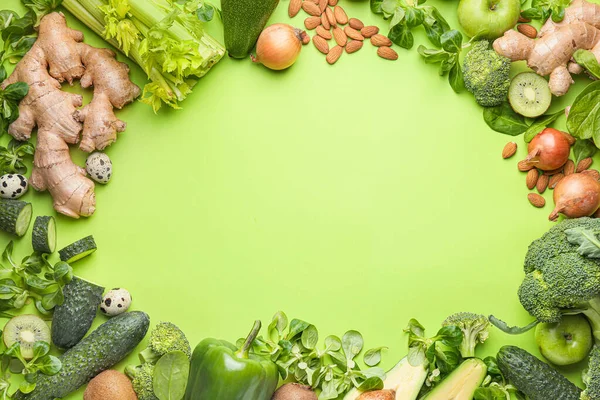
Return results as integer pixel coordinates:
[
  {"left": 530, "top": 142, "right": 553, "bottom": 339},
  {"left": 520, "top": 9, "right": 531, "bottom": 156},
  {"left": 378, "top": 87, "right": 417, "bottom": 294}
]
[
  {"left": 550, "top": 173, "right": 600, "bottom": 221},
  {"left": 526, "top": 128, "right": 572, "bottom": 171},
  {"left": 251, "top": 24, "right": 307, "bottom": 70}
]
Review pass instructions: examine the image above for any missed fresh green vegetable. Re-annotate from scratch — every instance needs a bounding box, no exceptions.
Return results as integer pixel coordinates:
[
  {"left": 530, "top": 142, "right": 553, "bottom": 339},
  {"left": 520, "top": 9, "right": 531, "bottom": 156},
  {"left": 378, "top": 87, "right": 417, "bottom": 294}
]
[
  {"left": 523, "top": 109, "right": 565, "bottom": 142},
  {"left": 474, "top": 356, "right": 525, "bottom": 400},
  {"left": 567, "top": 80, "right": 600, "bottom": 147},
  {"left": 221, "top": 0, "right": 279, "bottom": 59},
  {"left": 573, "top": 49, "right": 600, "bottom": 79},
  {"left": 417, "top": 30, "right": 465, "bottom": 93},
  {"left": 463, "top": 41, "right": 511, "bottom": 107},
  {"left": 58, "top": 235, "right": 97, "bottom": 263},
  {"left": 13, "top": 311, "right": 150, "bottom": 400},
  {"left": 483, "top": 102, "right": 529, "bottom": 136},
  {"left": 31, "top": 216, "right": 56, "bottom": 254},
  {"left": 51, "top": 276, "right": 104, "bottom": 350},
  {"left": 521, "top": 0, "right": 571, "bottom": 22},
  {"left": 497, "top": 345, "right": 581, "bottom": 400},
  {"left": 0, "top": 139, "right": 35, "bottom": 176},
  {"left": 5, "top": 341, "right": 61, "bottom": 394},
  {"left": 574, "top": 139, "right": 598, "bottom": 166},
  {"left": 184, "top": 320, "right": 279, "bottom": 400},
  {"left": 139, "top": 322, "right": 192, "bottom": 365},
  {"left": 0, "top": 199, "right": 31, "bottom": 237},
  {"left": 441, "top": 312, "right": 490, "bottom": 358},
  {"left": 582, "top": 345, "right": 600, "bottom": 400},
  {"left": 127, "top": 362, "right": 157, "bottom": 400},
  {"left": 153, "top": 351, "right": 190, "bottom": 400},
  {"left": 423, "top": 358, "right": 487, "bottom": 400}
]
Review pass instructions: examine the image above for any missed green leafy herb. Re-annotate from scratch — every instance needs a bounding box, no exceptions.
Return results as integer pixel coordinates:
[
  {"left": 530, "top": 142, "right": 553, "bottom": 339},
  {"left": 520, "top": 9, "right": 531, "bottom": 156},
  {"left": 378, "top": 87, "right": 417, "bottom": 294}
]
[
  {"left": 483, "top": 103, "right": 529, "bottom": 136},
  {"left": 364, "top": 347, "right": 387, "bottom": 367},
  {"left": 567, "top": 81, "right": 600, "bottom": 146},
  {"left": 573, "top": 139, "right": 597, "bottom": 165},
  {"left": 4, "top": 341, "right": 61, "bottom": 393},
  {"left": 417, "top": 30, "right": 467, "bottom": 93},
  {"left": 573, "top": 49, "right": 600, "bottom": 79},
  {"left": 153, "top": 351, "right": 190, "bottom": 400},
  {"left": 0, "top": 138, "right": 35, "bottom": 174},
  {"left": 565, "top": 227, "right": 600, "bottom": 258},
  {"left": 521, "top": 0, "right": 571, "bottom": 22},
  {"left": 196, "top": 2, "right": 220, "bottom": 22},
  {"left": 524, "top": 109, "right": 565, "bottom": 142}
]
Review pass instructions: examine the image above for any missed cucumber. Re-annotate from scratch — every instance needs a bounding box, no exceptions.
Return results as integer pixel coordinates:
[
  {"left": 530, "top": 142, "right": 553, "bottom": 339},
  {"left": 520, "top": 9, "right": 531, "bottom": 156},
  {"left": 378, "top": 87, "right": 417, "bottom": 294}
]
[
  {"left": 0, "top": 199, "right": 32, "bottom": 237},
  {"left": 51, "top": 277, "right": 104, "bottom": 350},
  {"left": 13, "top": 311, "right": 150, "bottom": 400},
  {"left": 32, "top": 216, "right": 56, "bottom": 253},
  {"left": 497, "top": 346, "right": 581, "bottom": 400},
  {"left": 222, "top": 0, "right": 280, "bottom": 58},
  {"left": 58, "top": 235, "right": 97, "bottom": 263}
]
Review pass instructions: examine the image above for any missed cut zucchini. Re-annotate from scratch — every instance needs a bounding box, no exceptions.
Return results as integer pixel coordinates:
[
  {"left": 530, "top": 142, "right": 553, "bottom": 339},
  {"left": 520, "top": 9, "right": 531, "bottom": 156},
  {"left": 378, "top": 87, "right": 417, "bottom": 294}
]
[
  {"left": 0, "top": 199, "right": 32, "bottom": 237},
  {"left": 32, "top": 216, "right": 57, "bottom": 254},
  {"left": 59, "top": 236, "right": 97, "bottom": 263}
]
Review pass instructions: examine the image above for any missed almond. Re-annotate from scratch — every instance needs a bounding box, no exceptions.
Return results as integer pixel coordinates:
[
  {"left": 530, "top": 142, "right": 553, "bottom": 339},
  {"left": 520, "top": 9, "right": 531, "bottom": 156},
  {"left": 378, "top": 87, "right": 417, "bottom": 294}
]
[
  {"left": 502, "top": 142, "right": 517, "bottom": 159},
  {"left": 289, "top": 0, "right": 302, "bottom": 17},
  {"left": 316, "top": 25, "right": 332, "bottom": 39},
  {"left": 371, "top": 34, "right": 392, "bottom": 47},
  {"left": 537, "top": 174, "right": 549, "bottom": 194},
  {"left": 333, "top": 6, "right": 348, "bottom": 24},
  {"left": 577, "top": 157, "right": 593, "bottom": 172},
  {"left": 517, "top": 24, "right": 538, "bottom": 39},
  {"left": 544, "top": 166, "right": 564, "bottom": 175},
  {"left": 344, "top": 26, "right": 364, "bottom": 41},
  {"left": 333, "top": 26, "right": 347, "bottom": 46},
  {"left": 346, "top": 40, "right": 363, "bottom": 54},
  {"left": 518, "top": 160, "right": 534, "bottom": 172},
  {"left": 361, "top": 26, "right": 379, "bottom": 38},
  {"left": 564, "top": 160, "right": 575, "bottom": 175},
  {"left": 313, "top": 35, "right": 329, "bottom": 54},
  {"left": 526, "top": 169, "right": 539, "bottom": 190},
  {"left": 528, "top": 193, "right": 545, "bottom": 208},
  {"left": 326, "top": 45, "right": 343, "bottom": 64},
  {"left": 549, "top": 173, "right": 564, "bottom": 189},
  {"left": 377, "top": 46, "right": 398, "bottom": 60},
  {"left": 583, "top": 169, "right": 600, "bottom": 181},
  {"left": 319, "top": 0, "right": 328, "bottom": 13},
  {"left": 328, "top": 0, "right": 338, "bottom": 5},
  {"left": 326, "top": 7, "right": 336, "bottom": 26},
  {"left": 321, "top": 13, "right": 331, "bottom": 29},
  {"left": 302, "top": 1, "right": 321, "bottom": 16},
  {"left": 518, "top": 14, "right": 531, "bottom": 23},
  {"left": 349, "top": 18, "right": 364, "bottom": 30},
  {"left": 304, "top": 16, "right": 321, "bottom": 30}
]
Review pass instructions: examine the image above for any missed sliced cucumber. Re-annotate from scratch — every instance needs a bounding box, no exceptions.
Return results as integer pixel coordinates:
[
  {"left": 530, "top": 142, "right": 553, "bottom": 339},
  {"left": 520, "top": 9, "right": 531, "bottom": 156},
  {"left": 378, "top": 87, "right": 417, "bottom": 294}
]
[
  {"left": 59, "top": 236, "right": 97, "bottom": 263},
  {"left": 508, "top": 72, "right": 552, "bottom": 118},
  {"left": 32, "top": 216, "right": 57, "bottom": 254},
  {"left": 0, "top": 199, "right": 32, "bottom": 237}
]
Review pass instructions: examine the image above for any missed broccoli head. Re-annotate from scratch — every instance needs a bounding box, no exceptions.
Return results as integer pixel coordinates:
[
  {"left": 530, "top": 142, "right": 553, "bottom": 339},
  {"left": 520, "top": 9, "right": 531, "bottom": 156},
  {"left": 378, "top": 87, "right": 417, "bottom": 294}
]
[
  {"left": 463, "top": 40, "right": 511, "bottom": 107},
  {"left": 519, "top": 218, "right": 600, "bottom": 339},
  {"left": 139, "top": 322, "right": 191, "bottom": 364},
  {"left": 442, "top": 312, "right": 490, "bottom": 358},
  {"left": 583, "top": 345, "right": 600, "bottom": 400},
  {"left": 125, "top": 362, "right": 158, "bottom": 400}
]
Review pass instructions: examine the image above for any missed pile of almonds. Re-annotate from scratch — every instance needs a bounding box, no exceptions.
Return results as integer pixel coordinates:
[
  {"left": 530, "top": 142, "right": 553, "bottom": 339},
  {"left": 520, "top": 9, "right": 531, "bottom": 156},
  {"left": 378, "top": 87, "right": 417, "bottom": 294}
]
[
  {"left": 502, "top": 141, "right": 600, "bottom": 210},
  {"left": 289, "top": 0, "right": 398, "bottom": 64}
]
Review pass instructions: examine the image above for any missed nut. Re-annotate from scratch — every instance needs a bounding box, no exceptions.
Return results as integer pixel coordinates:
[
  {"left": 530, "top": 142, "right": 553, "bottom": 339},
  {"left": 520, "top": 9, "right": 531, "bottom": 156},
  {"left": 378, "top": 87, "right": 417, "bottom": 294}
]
[
  {"left": 361, "top": 26, "right": 379, "bottom": 38},
  {"left": 333, "top": 26, "right": 347, "bottom": 46},
  {"left": 577, "top": 157, "right": 593, "bottom": 172},
  {"left": 302, "top": 1, "right": 322, "bottom": 16},
  {"left": 502, "top": 142, "right": 517, "bottom": 159},
  {"left": 328, "top": 0, "right": 338, "bottom": 5},
  {"left": 316, "top": 26, "right": 332, "bottom": 39},
  {"left": 371, "top": 34, "right": 392, "bottom": 47},
  {"left": 344, "top": 26, "right": 364, "bottom": 41},
  {"left": 377, "top": 46, "right": 398, "bottom": 60},
  {"left": 518, "top": 14, "right": 531, "bottom": 23},
  {"left": 289, "top": 0, "right": 302, "bottom": 17},
  {"left": 564, "top": 160, "right": 576, "bottom": 175},
  {"left": 333, "top": 6, "right": 348, "bottom": 24},
  {"left": 528, "top": 193, "right": 545, "bottom": 208},
  {"left": 313, "top": 35, "right": 330, "bottom": 54},
  {"left": 321, "top": 13, "right": 331, "bottom": 29},
  {"left": 537, "top": 174, "right": 549, "bottom": 193},
  {"left": 583, "top": 169, "right": 600, "bottom": 181},
  {"left": 346, "top": 40, "right": 363, "bottom": 53},
  {"left": 518, "top": 160, "right": 534, "bottom": 172},
  {"left": 304, "top": 16, "right": 321, "bottom": 30},
  {"left": 326, "top": 45, "right": 343, "bottom": 64},
  {"left": 326, "top": 8, "right": 336, "bottom": 26},
  {"left": 517, "top": 24, "right": 538, "bottom": 39},
  {"left": 349, "top": 18, "right": 364, "bottom": 30},
  {"left": 319, "top": 0, "right": 328, "bottom": 13},
  {"left": 549, "top": 173, "right": 564, "bottom": 189},
  {"left": 526, "top": 169, "right": 539, "bottom": 190}
]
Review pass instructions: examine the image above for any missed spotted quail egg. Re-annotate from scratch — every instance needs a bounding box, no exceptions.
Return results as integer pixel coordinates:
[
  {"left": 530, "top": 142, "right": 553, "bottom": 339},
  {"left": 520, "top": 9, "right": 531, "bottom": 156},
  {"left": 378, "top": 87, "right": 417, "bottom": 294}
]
[
  {"left": 0, "top": 174, "right": 28, "bottom": 199},
  {"left": 85, "top": 152, "right": 112, "bottom": 184},
  {"left": 100, "top": 288, "right": 132, "bottom": 317}
]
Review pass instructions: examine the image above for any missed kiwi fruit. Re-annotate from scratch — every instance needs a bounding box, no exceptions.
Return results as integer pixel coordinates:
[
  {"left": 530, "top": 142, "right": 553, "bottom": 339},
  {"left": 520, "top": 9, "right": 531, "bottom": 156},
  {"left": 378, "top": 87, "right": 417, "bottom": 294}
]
[
  {"left": 272, "top": 383, "right": 317, "bottom": 400},
  {"left": 84, "top": 370, "right": 137, "bottom": 400},
  {"left": 3, "top": 314, "right": 51, "bottom": 359},
  {"left": 508, "top": 72, "right": 552, "bottom": 118}
]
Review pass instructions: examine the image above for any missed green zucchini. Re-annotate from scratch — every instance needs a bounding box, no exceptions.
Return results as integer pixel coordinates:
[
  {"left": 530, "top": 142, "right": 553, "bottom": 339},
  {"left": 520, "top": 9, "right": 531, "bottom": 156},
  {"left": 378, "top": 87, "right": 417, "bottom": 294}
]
[
  {"left": 58, "top": 235, "right": 97, "bottom": 263},
  {"left": 0, "top": 199, "right": 32, "bottom": 237},
  {"left": 51, "top": 276, "right": 104, "bottom": 350},
  {"left": 222, "top": 0, "right": 280, "bottom": 58},
  {"left": 497, "top": 345, "right": 581, "bottom": 400},
  {"left": 13, "top": 311, "right": 150, "bottom": 400},
  {"left": 32, "top": 216, "right": 56, "bottom": 253}
]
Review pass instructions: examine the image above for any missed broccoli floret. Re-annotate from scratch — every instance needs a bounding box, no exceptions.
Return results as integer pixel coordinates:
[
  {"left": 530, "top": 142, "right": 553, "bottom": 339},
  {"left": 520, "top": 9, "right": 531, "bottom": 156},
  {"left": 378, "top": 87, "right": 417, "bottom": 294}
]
[
  {"left": 518, "top": 218, "right": 600, "bottom": 338},
  {"left": 139, "top": 322, "right": 191, "bottom": 364},
  {"left": 125, "top": 363, "right": 158, "bottom": 400},
  {"left": 442, "top": 312, "right": 490, "bottom": 358},
  {"left": 463, "top": 40, "right": 511, "bottom": 107},
  {"left": 583, "top": 345, "right": 600, "bottom": 400}
]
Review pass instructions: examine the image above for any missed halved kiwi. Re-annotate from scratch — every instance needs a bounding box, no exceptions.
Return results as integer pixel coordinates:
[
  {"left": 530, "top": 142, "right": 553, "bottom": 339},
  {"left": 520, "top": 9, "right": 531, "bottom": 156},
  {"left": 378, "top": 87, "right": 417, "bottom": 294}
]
[
  {"left": 508, "top": 72, "right": 552, "bottom": 118},
  {"left": 3, "top": 314, "right": 51, "bottom": 359}
]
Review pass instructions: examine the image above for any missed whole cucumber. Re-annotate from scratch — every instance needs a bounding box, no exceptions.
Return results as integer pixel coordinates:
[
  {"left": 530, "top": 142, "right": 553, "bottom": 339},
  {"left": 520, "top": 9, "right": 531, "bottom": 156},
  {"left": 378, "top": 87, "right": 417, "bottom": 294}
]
[{"left": 222, "top": 0, "right": 280, "bottom": 58}]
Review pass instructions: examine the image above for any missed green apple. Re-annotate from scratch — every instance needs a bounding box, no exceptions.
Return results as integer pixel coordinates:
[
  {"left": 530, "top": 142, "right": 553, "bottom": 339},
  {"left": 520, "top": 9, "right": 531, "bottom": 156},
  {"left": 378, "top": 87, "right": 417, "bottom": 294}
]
[
  {"left": 457, "top": 0, "right": 520, "bottom": 39},
  {"left": 535, "top": 315, "right": 593, "bottom": 366}
]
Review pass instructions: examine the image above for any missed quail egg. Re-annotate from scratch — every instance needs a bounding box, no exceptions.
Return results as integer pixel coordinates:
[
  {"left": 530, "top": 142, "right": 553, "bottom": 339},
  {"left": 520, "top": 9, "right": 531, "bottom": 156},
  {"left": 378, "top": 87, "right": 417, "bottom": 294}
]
[
  {"left": 100, "top": 288, "right": 132, "bottom": 317},
  {"left": 86, "top": 152, "right": 112, "bottom": 184},
  {"left": 0, "top": 174, "right": 28, "bottom": 199}
]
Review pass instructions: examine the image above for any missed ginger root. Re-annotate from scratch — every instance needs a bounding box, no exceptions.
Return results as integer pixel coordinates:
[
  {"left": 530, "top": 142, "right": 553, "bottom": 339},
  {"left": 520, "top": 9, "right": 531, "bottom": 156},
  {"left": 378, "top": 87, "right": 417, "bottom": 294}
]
[
  {"left": 1, "top": 13, "right": 140, "bottom": 218},
  {"left": 493, "top": 0, "right": 600, "bottom": 96}
]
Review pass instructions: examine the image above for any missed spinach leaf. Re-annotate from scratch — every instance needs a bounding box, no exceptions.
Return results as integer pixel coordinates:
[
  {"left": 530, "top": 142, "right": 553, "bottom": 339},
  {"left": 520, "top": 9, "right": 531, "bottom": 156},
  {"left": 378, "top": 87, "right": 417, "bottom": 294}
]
[
  {"left": 196, "top": 3, "right": 215, "bottom": 22},
  {"left": 567, "top": 81, "right": 600, "bottom": 145},
  {"left": 565, "top": 227, "right": 600, "bottom": 258},
  {"left": 521, "top": 0, "right": 571, "bottom": 22},
  {"left": 483, "top": 103, "right": 529, "bottom": 136},
  {"left": 364, "top": 346, "right": 387, "bottom": 367},
  {"left": 573, "top": 139, "right": 597, "bottom": 165},
  {"left": 573, "top": 49, "right": 600, "bottom": 79},
  {"left": 524, "top": 109, "right": 565, "bottom": 142},
  {"left": 357, "top": 376, "right": 384, "bottom": 391},
  {"left": 153, "top": 351, "right": 190, "bottom": 400}
]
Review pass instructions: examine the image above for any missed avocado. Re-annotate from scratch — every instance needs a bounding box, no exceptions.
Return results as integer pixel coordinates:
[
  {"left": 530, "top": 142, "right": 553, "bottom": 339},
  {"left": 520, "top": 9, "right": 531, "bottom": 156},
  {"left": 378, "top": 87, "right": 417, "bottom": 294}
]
[{"left": 424, "top": 358, "right": 487, "bottom": 400}]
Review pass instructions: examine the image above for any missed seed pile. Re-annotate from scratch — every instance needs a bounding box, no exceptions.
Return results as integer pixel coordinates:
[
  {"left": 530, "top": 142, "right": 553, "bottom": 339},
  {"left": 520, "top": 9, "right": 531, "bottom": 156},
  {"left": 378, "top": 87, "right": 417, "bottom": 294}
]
[{"left": 289, "top": 0, "right": 398, "bottom": 64}]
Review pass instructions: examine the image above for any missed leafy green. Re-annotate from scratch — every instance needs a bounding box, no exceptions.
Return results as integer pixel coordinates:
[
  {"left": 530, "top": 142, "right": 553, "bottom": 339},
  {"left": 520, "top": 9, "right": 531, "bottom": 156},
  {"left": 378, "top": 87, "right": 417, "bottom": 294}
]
[
  {"left": 364, "top": 347, "right": 387, "bottom": 367},
  {"left": 0, "top": 139, "right": 35, "bottom": 174},
  {"left": 417, "top": 30, "right": 466, "bottom": 93},
  {"left": 573, "top": 49, "right": 600, "bottom": 79},
  {"left": 153, "top": 351, "right": 189, "bottom": 400},
  {"left": 4, "top": 341, "right": 61, "bottom": 393},
  {"left": 574, "top": 139, "right": 597, "bottom": 166},
  {"left": 565, "top": 227, "right": 600, "bottom": 258},
  {"left": 521, "top": 0, "right": 571, "bottom": 22},
  {"left": 484, "top": 103, "right": 529, "bottom": 136},
  {"left": 567, "top": 81, "right": 600, "bottom": 147},
  {"left": 524, "top": 109, "right": 565, "bottom": 142}
]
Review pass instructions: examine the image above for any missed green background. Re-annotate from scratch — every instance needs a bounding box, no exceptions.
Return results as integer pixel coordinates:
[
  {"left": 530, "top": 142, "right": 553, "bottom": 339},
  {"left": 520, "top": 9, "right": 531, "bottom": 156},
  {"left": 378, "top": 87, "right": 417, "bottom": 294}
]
[{"left": 1, "top": 0, "right": 595, "bottom": 397}]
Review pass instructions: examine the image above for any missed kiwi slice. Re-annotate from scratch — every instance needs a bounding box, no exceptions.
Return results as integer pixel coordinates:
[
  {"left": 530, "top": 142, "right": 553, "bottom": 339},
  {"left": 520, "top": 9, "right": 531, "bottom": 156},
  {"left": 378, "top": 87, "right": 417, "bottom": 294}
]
[
  {"left": 508, "top": 72, "right": 552, "bottom": 118},
  {"left": 3, "top": 314, "right": 51, "bottom": 359}
]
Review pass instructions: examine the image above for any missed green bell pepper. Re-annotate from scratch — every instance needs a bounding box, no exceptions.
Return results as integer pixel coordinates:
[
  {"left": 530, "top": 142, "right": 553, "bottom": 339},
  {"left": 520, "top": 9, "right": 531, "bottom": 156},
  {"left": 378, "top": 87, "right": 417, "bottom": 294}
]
[{"left": 184, "top": 320, "right": 279, "bottom": 400}]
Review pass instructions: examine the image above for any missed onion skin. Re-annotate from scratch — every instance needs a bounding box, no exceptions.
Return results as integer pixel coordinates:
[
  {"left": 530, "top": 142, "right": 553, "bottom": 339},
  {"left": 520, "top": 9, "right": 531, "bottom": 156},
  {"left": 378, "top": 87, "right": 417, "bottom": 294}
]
[
  {"left": 253, "top": 24, "right": 305, "bottom": 70},
  {"left": 527, "top": 128, "right": 572, "bottom": 171},
  {"left": 550, "top": 173, "right": 600, "bottom": 221}
]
